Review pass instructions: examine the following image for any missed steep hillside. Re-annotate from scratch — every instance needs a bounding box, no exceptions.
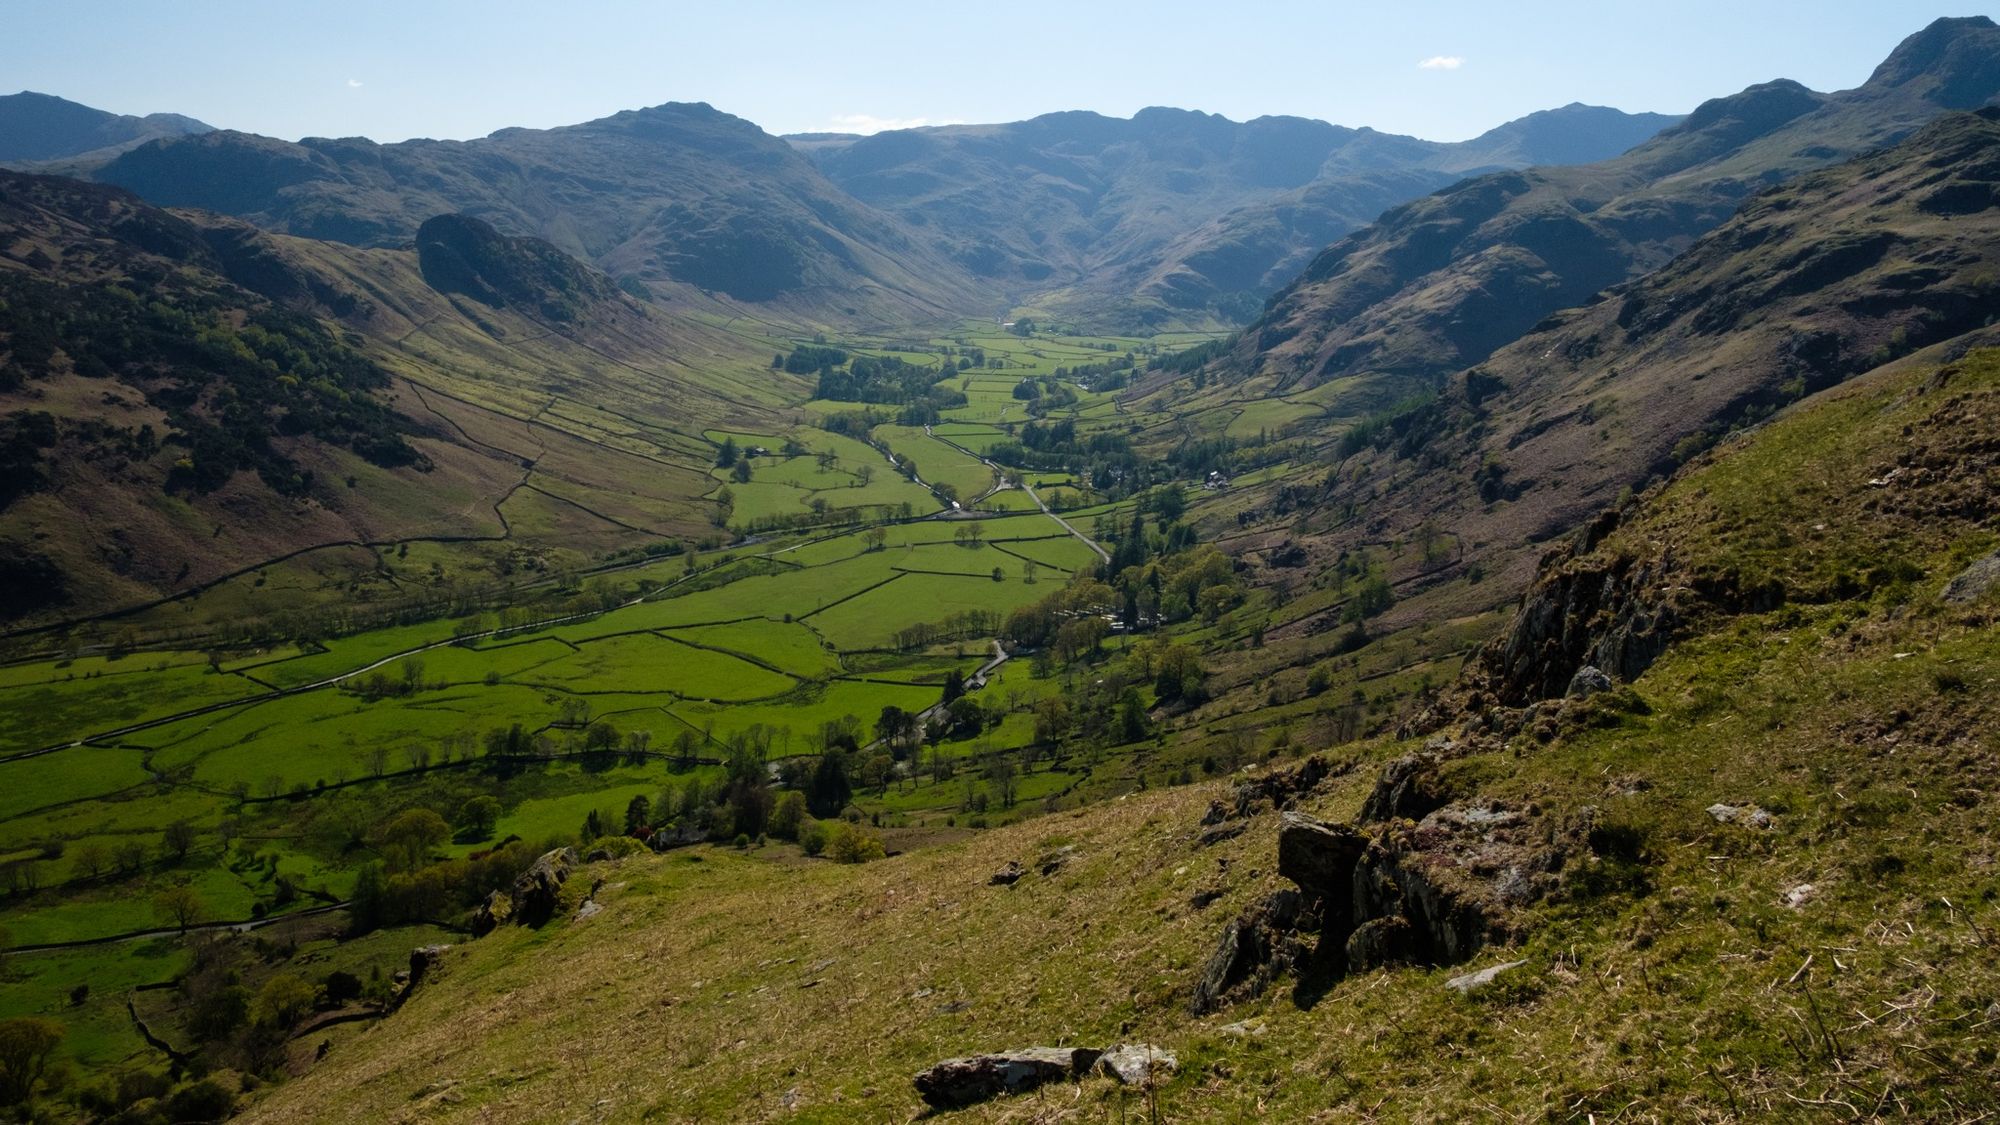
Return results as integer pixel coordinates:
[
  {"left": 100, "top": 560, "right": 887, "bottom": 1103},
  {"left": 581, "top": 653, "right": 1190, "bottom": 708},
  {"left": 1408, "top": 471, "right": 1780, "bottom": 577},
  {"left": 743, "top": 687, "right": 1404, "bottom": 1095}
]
[
  {"left": 0, "top": 91, "right": 212, "bottom": 166},
  {"left": 1164, "top": 104, "right": 2000, "bottom": 637},
  {"left": 1216, "top": 16, "right": 2000, "bottom": 402},
  {"left": 0, "top": 172, "right": 786, "bottom": 634},
  {"left": 801, "top": 104, "right": 1674, "bottom": 328},
  {"left": 237, "top": 348, "right": 2000, "bottom": 1122},
  {"left": 88, "top": 103, "right": 981, "bottom": 321}
]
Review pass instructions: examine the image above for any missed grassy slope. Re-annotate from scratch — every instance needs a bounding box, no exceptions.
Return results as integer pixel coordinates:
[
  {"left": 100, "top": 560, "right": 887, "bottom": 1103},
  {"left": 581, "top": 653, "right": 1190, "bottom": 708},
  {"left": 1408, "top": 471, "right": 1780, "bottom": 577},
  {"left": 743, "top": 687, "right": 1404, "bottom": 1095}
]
[{"left": 241, "top": 351, "right": 2000, "bottom": 1122}]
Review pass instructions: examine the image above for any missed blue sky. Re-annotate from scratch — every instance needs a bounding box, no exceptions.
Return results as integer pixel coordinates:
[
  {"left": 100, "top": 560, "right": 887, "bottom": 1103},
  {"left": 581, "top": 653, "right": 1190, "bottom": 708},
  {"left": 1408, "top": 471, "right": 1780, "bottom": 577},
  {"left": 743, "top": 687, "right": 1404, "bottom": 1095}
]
[{"left": 4, "top": 3, "right": 1986, "bottom": 142}]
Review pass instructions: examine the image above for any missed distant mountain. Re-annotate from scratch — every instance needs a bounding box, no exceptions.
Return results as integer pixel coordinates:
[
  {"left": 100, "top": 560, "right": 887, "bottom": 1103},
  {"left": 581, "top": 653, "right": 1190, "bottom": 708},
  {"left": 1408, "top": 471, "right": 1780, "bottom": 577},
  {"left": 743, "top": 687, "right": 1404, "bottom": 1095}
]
[
  {"left": 0, "top": 91, "right": 212, "bottom": 165},
  {"left": 0, "top": 171, "right": 784, "bottom": 627},
  {"left": 797, "top": 104, "right": 1677, "bottom": 327},
  {"left": 89, "top": 103, "right": 983, "bottom": 320},
  {"left": 1219, "top": 16, "right": 2000, "bottom": 401},
  {"left": 1199, "top": 103, "right": 2000, "bottom": 626}
]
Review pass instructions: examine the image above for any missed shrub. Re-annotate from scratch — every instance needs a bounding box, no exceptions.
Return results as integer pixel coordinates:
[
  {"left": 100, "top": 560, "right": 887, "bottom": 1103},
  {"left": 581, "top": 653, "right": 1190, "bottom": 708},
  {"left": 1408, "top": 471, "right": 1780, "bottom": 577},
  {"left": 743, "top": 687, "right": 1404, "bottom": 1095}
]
[
  {"left": 798, "top": 819, "right": 829, "bottom": 857},
  {"left": 825, "top": 822, "right": 885, "bottom": 864}
]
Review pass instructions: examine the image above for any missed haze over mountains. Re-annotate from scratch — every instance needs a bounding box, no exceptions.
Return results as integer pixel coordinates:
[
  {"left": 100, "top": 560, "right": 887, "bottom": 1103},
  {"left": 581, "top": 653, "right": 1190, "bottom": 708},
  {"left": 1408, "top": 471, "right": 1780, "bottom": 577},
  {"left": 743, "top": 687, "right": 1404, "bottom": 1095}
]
[{"left": 0, "top": 91, "right": 211, "bottom": 166}]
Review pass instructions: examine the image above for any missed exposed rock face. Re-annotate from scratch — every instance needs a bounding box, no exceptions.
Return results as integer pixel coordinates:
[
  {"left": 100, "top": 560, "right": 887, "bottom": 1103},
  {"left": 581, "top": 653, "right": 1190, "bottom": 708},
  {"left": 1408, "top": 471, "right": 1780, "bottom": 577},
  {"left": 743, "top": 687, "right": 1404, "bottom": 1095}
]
[
  {"left": 912, "top": 1047, "right": 1101, "bottom": 1109},
  {"left": 1230, "top": 755, "right": 1337, "bottom": 818},
  {"left": 1358, "top": 751, "right": 1453, "bottom": 823},
  {"left": 1445, "top": 959, "right": 1529, "bottom": 993},
  {"left": 1276, "top": 811, "right": 1367, "bottom": 907},
  {"left": 509, "top": 847, "right": 578, "bottom": 927},
  {"left": 1194, "top": 802, "right": 1589, "bottom": 1010},
  {"left": 469, "top": 889, "right": 512, "bottom": 936},
  {"left": 1190, "top": 890, "right": 1306, "bottom": 1015}
]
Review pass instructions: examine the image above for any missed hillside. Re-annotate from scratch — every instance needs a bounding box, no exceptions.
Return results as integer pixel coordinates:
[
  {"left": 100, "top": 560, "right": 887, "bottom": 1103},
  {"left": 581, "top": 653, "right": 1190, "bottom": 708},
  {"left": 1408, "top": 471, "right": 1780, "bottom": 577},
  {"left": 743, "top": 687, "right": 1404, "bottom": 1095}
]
[
  {"left": 0, "top": 92, "right": 211, "bottom": 166},
  {"left": 0, "top": 171, "right": 788, "bottom": 633},
  {"left": 1213, "top": 16, "right": 2000, "bottom": 402},
  {"left": 86, "top": 103, "right": 982, "bottom": 322},
  {"left": 800, "top": 104, "right": 1675, "bottom": 328},
  {"left": 237, "top": 345, "right": 2000, "bottom": 1122}
]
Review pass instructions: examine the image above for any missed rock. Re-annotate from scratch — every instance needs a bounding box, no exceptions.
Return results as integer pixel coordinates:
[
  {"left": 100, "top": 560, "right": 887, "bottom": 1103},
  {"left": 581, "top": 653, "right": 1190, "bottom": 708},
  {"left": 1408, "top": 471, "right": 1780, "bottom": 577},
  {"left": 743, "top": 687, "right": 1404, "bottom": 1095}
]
[
  {"left": 1231, "top": 755, "right": 1335, "bottom": 818},
  {"left": 1566, "top": 665, "right": 1614, "bottom": 699},
  {"left": 469, "top": 889, "right": 512, "bottom": 936},
  {"left": 912, "top": 1047, "right": 1102, "bottom": 1109},
  {"left": 1217, "top": 1019, "right": 1266, "bottom": 1038},
  {"left": 1097, "top": 1044, "right": 1177, "bottom": 1085},
  {"left": 1444, "top": 959, "right": 1529, "bottom": 993},
  {"left": 1190, "top": 890, "right": 1305, "bottom": 1015},
  {"left": 1351, "top": 801, "right": 1579, "bottom": 967},
  {"left": 989, "top": 861, "right": 1025, "bottom": 886},
  {"left": 511, "top": 846, "right": 579, "bottom": 926},
  {"left": 1038, "top": 846, "right": 1076, "bottom": 876},
  {"left": 1276, "top": 811, "right": 1367, "bottom": 905},
  {"left": 1344, "top": 916, "right": 1416, "bottom": 972},
  {"left": 1199, "top": 801, "right": 1228, "bottom": 827},
  {"left": 1189, "top": 888, "right": 1224, "bottom": 910},
  {"left": 1196, "top": 821, "right": 1246, "bottom": 847},
  {"left": 574, "top": 898, "right": 602, "bottom": 921},
  {"left": 1783, "top": 883, "right": 1819, "bottom": 909},
  {"left": 1358, "top": 752, "right": 1453, "bottom": 823},
  {"left": 395, "top": 944, "right": 451, "bottom": 1009},
  {"left": 1943, "top": 549, "right": 2000, "bottom": 603},
  {"left": 1707, "top": 803, "right": 1774, "bottom": 829}
]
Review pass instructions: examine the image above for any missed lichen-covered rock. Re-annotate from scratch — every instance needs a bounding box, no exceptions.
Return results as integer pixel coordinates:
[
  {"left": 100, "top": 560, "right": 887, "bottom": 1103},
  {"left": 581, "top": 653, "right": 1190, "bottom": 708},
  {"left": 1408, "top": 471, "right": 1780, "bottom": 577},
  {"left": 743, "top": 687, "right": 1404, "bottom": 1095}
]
[
  {"left": 1566, "top": 665, "right": 1613, "bottom": 698},
  {"left": 988, "top": 861, "right": 1024, "bottom": 886},
  {"left": 510, "top": 846, "right": 578, "bottom": 927},
  {"left": 1230, "top": 755, "right": 1336, "bottom": 818},
  {"left": 1097, "top": 1044, "right": 1177, "bottom": 1085},
  {"left": 1352, "top": 802, "right": 1580, "bottom": 966},
  {"left": 1358, "top": 752, "right": 1452, "bottom": 823},
  {"left": 1344, "top": 916, "right": 1416, "bottom": 972},
  {"left": 1943, "top": 548, "right": 2000, "bottom": 603},
  {"left": 912, "top": 1047, "right": 1101, "bottom": 1108},
  {"left": 469, "top": 889, "right": 512, "bottom": 936},
  {"left": 1190, "top": 890, "right": 1305, "bottom": 1015}
]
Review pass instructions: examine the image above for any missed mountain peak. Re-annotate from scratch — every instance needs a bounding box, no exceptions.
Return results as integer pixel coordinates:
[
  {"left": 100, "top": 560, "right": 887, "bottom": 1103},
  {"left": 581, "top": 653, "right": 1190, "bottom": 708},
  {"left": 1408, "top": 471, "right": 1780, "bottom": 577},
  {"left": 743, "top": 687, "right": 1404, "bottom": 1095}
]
[{"left": 1863, "top": 15, "right": 2000, "bottom": 106}]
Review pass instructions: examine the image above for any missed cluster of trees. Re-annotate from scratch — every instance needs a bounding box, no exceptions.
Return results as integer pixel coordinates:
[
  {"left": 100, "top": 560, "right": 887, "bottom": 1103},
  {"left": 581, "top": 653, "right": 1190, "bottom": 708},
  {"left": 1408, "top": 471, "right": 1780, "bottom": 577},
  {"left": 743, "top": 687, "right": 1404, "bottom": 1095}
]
[{"left": 889, "top": 609, "right": 1001, "bottom": 652}]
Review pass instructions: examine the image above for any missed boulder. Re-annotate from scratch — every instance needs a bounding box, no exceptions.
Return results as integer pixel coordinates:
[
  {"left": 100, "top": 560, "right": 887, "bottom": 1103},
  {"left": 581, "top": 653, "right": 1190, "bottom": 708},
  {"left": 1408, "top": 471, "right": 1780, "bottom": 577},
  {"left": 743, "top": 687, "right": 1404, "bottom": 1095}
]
[
  {"left": 988, "top": 861, "right": 1025, "bottom": 886},
  {"left": 510, "top": 846, "right": 578, "bottom": 926},
  {"left": 1707, "top": 803, "right": 1773, "bottom": 829},
  {"left": 1038, "top": 846, "right": 1076, "bottom": 876},
  {"left": 469, "top": 889, "right": 512, "bottom": 936},
  {"left": 1190, "top": 889, "right": 1305, "bottom": 1015},
  {"left": 1097, "top": 1044, "right": 1177, "bottom": 1085},
  {"left": 1943, "top": 548, "right": 2000, "bottom": 604},
  {"left": 912, "top": 1047, "right": 1101, "bottom": 1109},
  {"left": 1566, "top": 665, "right": 1614, "bottom": 699},
  {"left": 1199, "top": 800, "right": 1228, "bottom": 827},
  {"left": 1276, "top": 811, "right": 1367, "bottom": 906},
  {"left": 1344, "top": 916, "right": 1416, "bottom": 972},
  {"left": 1196, "top": 821, "right": 1246, "bottom": 847}
]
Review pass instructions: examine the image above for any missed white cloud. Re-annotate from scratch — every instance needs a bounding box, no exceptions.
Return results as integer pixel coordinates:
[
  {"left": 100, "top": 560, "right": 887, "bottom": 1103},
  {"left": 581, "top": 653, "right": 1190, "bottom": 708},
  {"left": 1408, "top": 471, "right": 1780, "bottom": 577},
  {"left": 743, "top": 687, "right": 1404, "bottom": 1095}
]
[
  {"left": 824, "top": 113, "right": 962, "bottom": 135},
  {"left": 1417, "top": 56, "right": 1465, "bottom": 71},
  {"left": 346, "top": 78, "right": 364, "bottom": 88}
]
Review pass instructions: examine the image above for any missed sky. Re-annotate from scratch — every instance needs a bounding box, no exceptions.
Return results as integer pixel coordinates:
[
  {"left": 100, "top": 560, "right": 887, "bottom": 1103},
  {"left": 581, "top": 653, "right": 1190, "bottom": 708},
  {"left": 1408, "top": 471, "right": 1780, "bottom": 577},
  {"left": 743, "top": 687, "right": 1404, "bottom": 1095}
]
[{"left": 3, "top": 2, "right": 1988, "bottom": 143}]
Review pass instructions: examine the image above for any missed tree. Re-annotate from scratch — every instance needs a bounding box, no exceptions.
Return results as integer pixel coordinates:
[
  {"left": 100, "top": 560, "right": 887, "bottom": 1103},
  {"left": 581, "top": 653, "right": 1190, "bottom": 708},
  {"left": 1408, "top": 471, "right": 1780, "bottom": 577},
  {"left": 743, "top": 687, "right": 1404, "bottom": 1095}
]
[
  {"left": 624, "top": 794, "right": 652, "bottom": 836},
  {"left": 941, "top": 668, "right": 966, "bottom": 705},
  {"left": 855, "top": 464, "right": 874, "bottom": 488},
  {"left": 455, "top": 796, "right": 501, "bottom": 842},
  {"left": 348, "top": 862, "right": 388, "bottom": 935},
  {"left": 161, "top": 821, "right": 196, "bottom": 864},
  {"left": 731, "top": 458, "right": 753, "bottom": 483},
  {"left": 371, "top": 808, "right": 449, "bottom": 871},
  {"left": 581, "top": 808, "right": 606, "bottom": 842},
  {"left": 0, "top": 1017, "right": 64, "bottom": 1106},
  {"left": 715, "top": 436, "right": 739, "bottom": 468},
  {"left": 770, "top": 791, "right": 807, "bottom": 840},
  {"left": 152, "top": 883, "right": 204, "bottom": 933},
  {"left": 69, "top": 840, "right": 109, "bottom": 881},
  {"left": 251, "top": 974, "right": 315, "bottom": 1030},
  {"left": 807, "top": 752, "right": 852, "bottom": 818}
]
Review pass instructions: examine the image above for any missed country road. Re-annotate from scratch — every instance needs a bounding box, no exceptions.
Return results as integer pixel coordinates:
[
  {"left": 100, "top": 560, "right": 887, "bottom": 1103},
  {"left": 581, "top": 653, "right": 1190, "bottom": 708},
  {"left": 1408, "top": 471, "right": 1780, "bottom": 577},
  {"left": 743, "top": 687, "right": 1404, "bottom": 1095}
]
[{"left": 921, "top": 424, "right": 1110, "bottom": 564}]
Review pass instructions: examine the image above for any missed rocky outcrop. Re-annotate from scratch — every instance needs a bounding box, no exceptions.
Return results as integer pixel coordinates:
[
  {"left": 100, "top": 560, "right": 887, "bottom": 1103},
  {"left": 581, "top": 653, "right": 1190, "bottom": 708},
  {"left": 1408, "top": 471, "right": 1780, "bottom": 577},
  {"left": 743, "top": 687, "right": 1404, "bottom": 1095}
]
[
  {"left": 469, "top": 889, "right": 512, "bottom": 936},
  {"left": 1229, "top": 755, "right": 1338, "bottom": 818},
  {"left": 1190, "top": 890, "right": 1307, "bottom": 1015},
  {"left": 988, "top": 861, "right": 1024, "bottom": 886},
  {"left": 516, "top": 847, "right": 578, "bottom": 925},
  {"left": 1944, "top": 548, "right": 2000, "bottom": 603},
  {"left": 913, "top": 1047, "right": 1101, "bottom": 1109},
  {"left": 1194, "top": 802, "right": 1590, "bottom": 1010},
  {"left": 1357, "top": 750, "right": 1454, "bottom": 823}
]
